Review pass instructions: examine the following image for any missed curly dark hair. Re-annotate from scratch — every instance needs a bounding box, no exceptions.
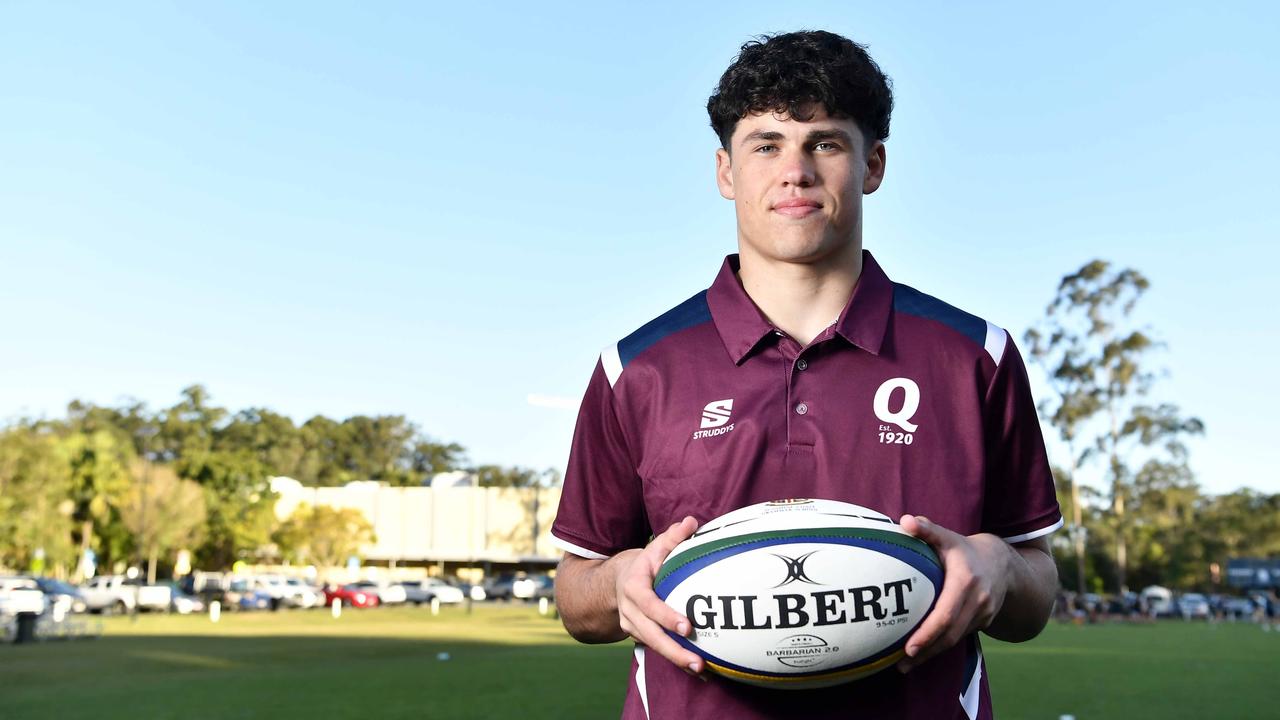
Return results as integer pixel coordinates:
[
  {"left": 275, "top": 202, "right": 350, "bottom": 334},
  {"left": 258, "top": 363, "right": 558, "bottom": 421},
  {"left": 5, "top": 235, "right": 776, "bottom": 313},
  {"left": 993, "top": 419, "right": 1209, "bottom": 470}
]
[{"left": 707, "top": 31, "right": 894, "bottom": 151}]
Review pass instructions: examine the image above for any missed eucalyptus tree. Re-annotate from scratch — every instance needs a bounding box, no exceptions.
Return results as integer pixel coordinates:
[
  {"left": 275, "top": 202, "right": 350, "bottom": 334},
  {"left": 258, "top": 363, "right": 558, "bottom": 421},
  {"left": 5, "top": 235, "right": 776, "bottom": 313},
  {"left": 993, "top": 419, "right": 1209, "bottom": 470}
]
[{"left": 1029, "top": 260, "right": 1202, "bottom": 592}]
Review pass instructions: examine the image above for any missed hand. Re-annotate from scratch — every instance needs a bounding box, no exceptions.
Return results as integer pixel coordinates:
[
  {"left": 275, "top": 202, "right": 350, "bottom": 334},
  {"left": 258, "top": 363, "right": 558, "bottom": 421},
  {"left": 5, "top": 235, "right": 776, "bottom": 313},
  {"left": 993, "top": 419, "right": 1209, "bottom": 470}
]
[
  {"left": 895, "top": 515, "right": 1014, "bottom": 673},
  {"left": 614, "top": 516, "right": 706, "bottom": 677}
]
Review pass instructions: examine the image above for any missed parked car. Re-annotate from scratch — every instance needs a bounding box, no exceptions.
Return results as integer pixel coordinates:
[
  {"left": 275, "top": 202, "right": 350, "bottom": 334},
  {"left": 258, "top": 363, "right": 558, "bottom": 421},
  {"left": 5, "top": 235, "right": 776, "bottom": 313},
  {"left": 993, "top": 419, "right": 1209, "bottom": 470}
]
[
  {"left": 249, "top": 575, "right": 293, "bottom": 610},
  {"left": 420, "top": 578, "right": 465, "bottom": 604},
  {"left": 455, "top": 581, "right": 486, "bottom": 602},
  {"left": 323, "top": 584, "right": 380, "bottom": 609},
  {"left": 1178, "top": 593, "right": 1211, "bottom": 620},
  {"left": 483, "top": 573, "right": 523, "bottom": 601},
  {"left": 513, "top": 574, "right": 554, "bottom": 601},
  {"left": 167, "top": 583, "right": 206, "bottom": 615},
  {"left": 0, "top": 576, "right": 47, "bottom": 617},
  {"left": 348, "top": 580, "right": 406, "bottom": 605},
  {"left": 223, "top": 578, "right": 272, "bottom": 611},
  {"left": 1105, "top": 591, "right": 1140, "bottom": 617},
  {"left": 81, "top": 575, "right": 172, "bottom": 614},
  {"left": 32, "top": 577, "right": 88, "bottom": 615},
  {"left": 1223, "top": 596, "right": 1255, "bottom": 619},
  {"left": 395, "top": 581, "right": 431, "bottom": 605},
  {"left": 1141, "top": 585, "right": 1175, "bottom": 617},
  {"left": 282, "top": 577, "right": 324, "bottom": 609}
]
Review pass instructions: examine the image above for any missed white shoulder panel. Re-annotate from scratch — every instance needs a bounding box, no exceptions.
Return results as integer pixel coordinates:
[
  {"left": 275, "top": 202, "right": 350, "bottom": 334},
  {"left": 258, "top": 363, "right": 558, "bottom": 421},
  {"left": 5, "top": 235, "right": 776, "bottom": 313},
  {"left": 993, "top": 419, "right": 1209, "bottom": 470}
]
[
  {"left": 601, "top": 343, "right": 624, "bottom": 388},
  {"left": 983, "top": 321, "right": 1008, "bottom": 365}
]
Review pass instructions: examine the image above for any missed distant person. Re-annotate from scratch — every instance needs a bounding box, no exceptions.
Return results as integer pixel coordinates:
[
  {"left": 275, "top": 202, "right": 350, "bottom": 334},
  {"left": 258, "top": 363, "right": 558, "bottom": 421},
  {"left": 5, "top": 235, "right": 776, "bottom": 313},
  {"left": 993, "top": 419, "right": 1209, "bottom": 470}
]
[
  {"left": 1262, "top": 590, "right": 1278, "bottom": 632},
  {"left": 551, "top": 30, "right": 1061, "bottom": 719}
]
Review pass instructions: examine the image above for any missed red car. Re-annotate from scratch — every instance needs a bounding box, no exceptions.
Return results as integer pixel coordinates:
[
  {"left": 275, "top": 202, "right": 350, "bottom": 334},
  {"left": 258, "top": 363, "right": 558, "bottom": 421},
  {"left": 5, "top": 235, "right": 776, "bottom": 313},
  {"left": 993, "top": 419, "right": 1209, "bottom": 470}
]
[{"left": 323, "top": 583, "right": 381, "bottom": 608}]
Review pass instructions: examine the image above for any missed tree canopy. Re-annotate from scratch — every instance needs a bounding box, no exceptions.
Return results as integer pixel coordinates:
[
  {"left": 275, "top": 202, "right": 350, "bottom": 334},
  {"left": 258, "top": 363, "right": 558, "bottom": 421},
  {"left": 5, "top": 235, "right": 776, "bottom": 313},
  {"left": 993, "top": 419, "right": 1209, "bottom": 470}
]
[{"left": 0, "top": 385, "right": 552, "bottom": 577}]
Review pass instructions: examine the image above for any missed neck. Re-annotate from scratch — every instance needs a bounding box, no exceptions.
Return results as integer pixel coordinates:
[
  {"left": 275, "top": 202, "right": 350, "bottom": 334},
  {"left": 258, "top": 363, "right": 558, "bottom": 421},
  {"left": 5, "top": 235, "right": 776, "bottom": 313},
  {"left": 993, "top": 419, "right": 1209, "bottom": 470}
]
[{"left": 736, "top": 240, "right": 863, "bottom": 347}]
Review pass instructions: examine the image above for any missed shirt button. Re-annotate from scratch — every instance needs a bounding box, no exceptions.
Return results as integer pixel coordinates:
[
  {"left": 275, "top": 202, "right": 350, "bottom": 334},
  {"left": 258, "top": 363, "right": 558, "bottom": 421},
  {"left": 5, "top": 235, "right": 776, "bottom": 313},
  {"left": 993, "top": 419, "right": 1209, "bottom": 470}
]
[
  {"left": 795, "top": 402, "right": 809, "bottom": 415},
  {"left": 773, "top": 330, "right": 785, "bottom": 337},
  {"left": 795, "top": 358, "right": 809, "bottom": 371}
]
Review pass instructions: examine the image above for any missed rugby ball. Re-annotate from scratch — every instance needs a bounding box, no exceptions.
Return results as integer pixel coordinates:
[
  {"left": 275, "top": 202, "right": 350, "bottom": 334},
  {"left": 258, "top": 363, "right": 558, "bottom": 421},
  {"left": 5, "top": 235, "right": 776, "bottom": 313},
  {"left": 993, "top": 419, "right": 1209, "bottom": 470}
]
[{"left": 654, "top": 499, "right": 942, "bottom": 689}]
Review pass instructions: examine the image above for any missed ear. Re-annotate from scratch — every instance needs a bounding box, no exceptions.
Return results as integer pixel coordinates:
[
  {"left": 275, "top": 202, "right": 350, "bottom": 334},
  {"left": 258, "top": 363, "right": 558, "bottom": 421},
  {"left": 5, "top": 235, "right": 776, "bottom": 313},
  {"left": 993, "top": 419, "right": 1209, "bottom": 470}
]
[
  {"left": 715, "top": 147, "right": 735, "bottom": 200},
  {"left": 863, "top": 140, "right": 886, "bottom": 195}
]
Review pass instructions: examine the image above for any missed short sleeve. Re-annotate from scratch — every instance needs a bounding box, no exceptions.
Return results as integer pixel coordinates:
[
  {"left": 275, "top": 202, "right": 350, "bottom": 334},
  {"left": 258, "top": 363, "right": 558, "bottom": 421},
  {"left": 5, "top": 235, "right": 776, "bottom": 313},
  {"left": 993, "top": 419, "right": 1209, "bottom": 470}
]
[
  {"left": 980, "top": 335, "right": 1064, "bottom": 543},
  {"left": 550, "top": 358, "right": 651, "bottom": 559}
]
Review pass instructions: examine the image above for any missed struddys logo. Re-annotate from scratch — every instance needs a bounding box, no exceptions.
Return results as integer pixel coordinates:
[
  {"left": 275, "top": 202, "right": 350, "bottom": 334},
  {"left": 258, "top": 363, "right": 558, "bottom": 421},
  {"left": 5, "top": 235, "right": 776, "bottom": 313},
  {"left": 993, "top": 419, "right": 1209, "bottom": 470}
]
[
  {"left": 693, "top": 399, "right": 735, "bottom": 440},
  {"left": 766, "top": 498, "right": 813, "bottom": 507}
]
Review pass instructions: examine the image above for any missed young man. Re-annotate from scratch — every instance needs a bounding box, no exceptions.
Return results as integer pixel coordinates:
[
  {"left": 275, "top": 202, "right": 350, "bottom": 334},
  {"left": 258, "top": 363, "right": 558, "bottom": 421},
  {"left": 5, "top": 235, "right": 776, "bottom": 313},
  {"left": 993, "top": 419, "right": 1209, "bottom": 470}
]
[{"left": 550, "top": 31, "right": 1062, "bottom": 719}]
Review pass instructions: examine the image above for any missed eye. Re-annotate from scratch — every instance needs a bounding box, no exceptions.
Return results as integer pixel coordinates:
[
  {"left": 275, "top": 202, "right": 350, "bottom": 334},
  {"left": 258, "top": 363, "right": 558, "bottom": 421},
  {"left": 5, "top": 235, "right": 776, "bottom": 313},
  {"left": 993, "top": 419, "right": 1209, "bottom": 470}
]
[
  {"left": 754, "top": 144, "right": 778, "bottom": 154},
  {"left": 814, "top": 141, "right": 841, "bottom": 152}
]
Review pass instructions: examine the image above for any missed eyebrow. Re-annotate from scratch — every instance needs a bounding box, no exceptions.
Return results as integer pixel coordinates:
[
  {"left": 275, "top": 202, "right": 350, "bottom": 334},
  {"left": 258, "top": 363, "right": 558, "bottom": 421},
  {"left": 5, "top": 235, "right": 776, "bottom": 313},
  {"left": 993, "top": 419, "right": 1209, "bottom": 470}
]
[{"left": 737, "top": 128, "right": 856, "bottom": 148}]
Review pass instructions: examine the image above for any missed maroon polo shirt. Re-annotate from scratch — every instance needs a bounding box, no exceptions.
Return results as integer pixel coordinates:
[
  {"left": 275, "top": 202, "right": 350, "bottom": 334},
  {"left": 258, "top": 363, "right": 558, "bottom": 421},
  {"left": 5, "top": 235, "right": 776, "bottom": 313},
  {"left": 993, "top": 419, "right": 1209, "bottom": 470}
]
[{"left": 551, "top": 251, "right": 1062, "bottom": 720}]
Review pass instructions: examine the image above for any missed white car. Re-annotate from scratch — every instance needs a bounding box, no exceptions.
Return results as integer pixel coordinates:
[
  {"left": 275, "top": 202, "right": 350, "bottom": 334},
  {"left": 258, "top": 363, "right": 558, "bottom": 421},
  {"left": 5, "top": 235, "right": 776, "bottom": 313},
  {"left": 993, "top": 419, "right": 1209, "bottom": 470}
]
[
  {"left": 350, "top": 580, "right": 406, "bottom": 605},
  {"left": 282, "top": 577, "right": 324, "bottom": 608},
  {"left": 81, "top": 575, "right": 172, "bottom": 614},
  {"left": 420, "top": 578, "right": 465, "bottom": 604},
  {"left": 1178, "top": 593, "right": 1211, "bottom": 620},
  {"left": 0, "top": 577, "right": 47, "bottom": 617}
]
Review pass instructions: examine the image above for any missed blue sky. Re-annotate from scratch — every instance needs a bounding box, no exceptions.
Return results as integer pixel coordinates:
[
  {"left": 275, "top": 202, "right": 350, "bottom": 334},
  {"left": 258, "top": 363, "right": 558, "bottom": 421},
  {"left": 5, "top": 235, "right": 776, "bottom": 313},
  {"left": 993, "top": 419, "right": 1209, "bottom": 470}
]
[{"left": 2, "top": 2, "right": 1276, "bottom": 495}]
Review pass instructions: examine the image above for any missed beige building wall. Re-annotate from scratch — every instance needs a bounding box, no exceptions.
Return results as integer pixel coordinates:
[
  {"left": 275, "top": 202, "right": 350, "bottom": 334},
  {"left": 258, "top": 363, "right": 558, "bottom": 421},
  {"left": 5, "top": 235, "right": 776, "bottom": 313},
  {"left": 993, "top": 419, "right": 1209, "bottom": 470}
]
[{"left": 270, "top": 477, "right": 563, "bottom": 563}]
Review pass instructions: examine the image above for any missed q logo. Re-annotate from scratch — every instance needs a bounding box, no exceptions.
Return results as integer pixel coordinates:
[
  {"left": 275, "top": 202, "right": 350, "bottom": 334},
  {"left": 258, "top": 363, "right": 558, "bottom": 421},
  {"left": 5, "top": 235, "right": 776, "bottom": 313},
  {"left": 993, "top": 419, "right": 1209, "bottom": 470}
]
[{"left": 873, "top": 377, "right": 921, "bottom": 432}]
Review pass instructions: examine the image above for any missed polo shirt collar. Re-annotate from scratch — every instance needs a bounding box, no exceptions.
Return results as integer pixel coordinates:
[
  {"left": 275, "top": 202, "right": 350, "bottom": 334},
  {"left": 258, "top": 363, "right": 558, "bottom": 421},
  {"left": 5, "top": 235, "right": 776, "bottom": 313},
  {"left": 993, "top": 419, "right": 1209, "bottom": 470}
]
[{"left": 706, "top": 250, "right": 894, "bottom": 364}]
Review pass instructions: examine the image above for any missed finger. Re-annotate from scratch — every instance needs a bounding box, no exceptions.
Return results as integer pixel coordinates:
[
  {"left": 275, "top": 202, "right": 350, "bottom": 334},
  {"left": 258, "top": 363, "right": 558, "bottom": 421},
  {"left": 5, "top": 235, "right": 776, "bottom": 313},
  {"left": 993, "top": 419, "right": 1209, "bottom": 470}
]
[
  {"left": 896, "top": 569, "right": 969, "bottom": 668},
  {"left": 627, "top": 574, "right": 695, "bottom": 638},
  {"left": 899, "top": 594, "right": 978, "bottom": 672},
  {"left": 648, "top": 516, "right": 699, "bottom": 559},
  {"left": 621, "top": 602, "right": 705, "bottom": 673}
]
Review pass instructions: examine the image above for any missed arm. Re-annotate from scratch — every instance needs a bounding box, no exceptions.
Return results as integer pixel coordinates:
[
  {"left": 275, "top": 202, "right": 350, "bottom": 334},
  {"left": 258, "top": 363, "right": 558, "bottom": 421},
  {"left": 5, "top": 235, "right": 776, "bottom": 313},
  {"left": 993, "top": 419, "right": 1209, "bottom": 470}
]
[
  {"left": 556, "top": 517, "right": 707, "bottom": 675},
  {"left": 895, "top": 515, "right": 1057, "bottom": 673}
]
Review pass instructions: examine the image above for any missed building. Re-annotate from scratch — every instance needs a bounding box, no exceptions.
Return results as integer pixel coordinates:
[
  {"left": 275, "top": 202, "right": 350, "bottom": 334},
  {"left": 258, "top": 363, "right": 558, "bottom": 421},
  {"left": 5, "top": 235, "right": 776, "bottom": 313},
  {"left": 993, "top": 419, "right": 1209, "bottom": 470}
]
[{"left": 270, "top": 476, "right": 562, "bottom": 574}]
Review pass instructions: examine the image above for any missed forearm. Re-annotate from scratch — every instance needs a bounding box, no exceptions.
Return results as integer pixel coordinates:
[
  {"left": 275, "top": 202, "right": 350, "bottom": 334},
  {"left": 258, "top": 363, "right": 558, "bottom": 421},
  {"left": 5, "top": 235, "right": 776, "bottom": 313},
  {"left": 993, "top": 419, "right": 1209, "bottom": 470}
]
[
  {"left": 984, "top": 539, "right": 1057, "bottom": 642},
  {"left": 555, "top": 551, "right": 637, "bottom": 643}
]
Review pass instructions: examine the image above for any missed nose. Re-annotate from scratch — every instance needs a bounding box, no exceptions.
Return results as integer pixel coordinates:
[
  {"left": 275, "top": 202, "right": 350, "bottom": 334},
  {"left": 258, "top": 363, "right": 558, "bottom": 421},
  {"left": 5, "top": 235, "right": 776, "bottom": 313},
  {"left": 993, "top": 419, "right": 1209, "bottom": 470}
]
[{"left": 780, "top": 151, "right": 815, "bottom": 187}]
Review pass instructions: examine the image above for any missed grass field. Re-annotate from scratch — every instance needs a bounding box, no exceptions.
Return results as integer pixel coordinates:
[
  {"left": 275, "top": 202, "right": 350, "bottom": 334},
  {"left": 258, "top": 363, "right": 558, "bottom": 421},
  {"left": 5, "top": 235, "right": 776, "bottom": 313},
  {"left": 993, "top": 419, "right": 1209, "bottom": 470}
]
[{"left": 2, "top": 606, "right": 1278, "bottom": 719}]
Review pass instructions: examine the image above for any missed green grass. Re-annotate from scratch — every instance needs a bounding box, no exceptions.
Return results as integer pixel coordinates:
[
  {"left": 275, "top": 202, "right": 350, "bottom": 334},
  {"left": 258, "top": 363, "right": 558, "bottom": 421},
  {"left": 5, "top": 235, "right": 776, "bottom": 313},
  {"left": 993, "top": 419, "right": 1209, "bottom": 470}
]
[{"left": 2, "top": 607, "right": 1278, "bottom": 719}]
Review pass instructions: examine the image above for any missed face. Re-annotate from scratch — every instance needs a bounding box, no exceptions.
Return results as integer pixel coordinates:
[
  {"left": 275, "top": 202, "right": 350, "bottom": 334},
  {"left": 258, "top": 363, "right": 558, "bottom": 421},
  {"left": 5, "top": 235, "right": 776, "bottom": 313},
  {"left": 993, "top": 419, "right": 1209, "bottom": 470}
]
[{"left": 715, "top": 106, "right": 885, "bottom": 268}]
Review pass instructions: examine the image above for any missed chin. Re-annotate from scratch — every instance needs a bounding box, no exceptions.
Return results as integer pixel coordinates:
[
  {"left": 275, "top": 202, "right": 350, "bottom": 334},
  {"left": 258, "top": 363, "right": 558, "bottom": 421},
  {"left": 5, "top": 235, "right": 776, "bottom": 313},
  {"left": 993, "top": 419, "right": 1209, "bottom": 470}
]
[{"left": 766, "top": 235, "right": 848, "bottom": 264}]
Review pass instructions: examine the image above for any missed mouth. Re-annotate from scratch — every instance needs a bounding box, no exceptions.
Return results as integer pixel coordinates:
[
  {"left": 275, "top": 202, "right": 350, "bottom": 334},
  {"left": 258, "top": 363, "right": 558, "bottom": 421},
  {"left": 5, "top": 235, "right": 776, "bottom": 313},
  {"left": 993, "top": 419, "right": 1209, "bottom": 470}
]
[{"left": 771, "top": 198, "right": 822, "bottom": 218}]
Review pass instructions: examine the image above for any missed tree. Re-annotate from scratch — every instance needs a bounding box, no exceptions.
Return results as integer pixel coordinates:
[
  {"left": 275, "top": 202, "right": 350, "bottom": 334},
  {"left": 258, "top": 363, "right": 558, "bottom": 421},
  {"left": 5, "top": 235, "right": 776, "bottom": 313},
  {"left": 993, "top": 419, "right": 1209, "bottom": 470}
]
[
  {"left": 156, "top": 384, "right": 226, "bottom": 463},
  {"left": 410, "top": 439, "right": 466, "bottom": 480},
  {"left": 1029, "top": 261, "right": 1206, "bottom": 592},
  {"left": 2, "top": 385, "right": 479, "bottom": 572},
  {"left": 0, "top": 426, "right": 77, "bottom": 574},
  {"left": 273, "top": 504, "right": 375, "bottom": 570},
  {"left": 218, "top": 408, "right": 306, "bottom": 479},
  {"left": 181, "top": 449, "right": 277, "bottom": 569},
  {"left": 120, "top": 460, "right": 207, "bottom": 584},
  {"left": 471, "top": 465, "right": 559, "bottom": 488},
  {"left": 64, "top": 428, "right": 135, "bottom": 580},
  {"left": 1027, "top": 298, "right": 1104, "bottom": 594}
]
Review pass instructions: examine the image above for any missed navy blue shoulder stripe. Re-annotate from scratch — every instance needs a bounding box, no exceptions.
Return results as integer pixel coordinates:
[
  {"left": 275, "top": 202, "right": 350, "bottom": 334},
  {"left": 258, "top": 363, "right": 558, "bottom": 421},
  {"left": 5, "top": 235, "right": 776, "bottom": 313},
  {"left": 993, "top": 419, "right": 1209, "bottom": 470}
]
[
  {"left": 892, "top": 283, "right": 986, "bottom": 348},
  {"left": 600, "top": 291, "right": 712, "bottom": 386},
  {"left": 618, "top": 290, "right": 712, "bottom": 367}
]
